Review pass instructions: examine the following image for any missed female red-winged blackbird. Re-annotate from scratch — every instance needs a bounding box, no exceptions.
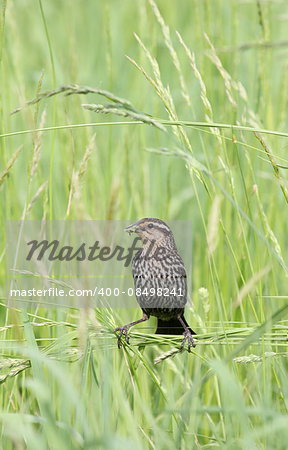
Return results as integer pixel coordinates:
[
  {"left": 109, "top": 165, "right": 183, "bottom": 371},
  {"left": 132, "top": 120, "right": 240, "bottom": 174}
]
[{"left": 115, "top": 218, "right": 196, "bottom": 351}]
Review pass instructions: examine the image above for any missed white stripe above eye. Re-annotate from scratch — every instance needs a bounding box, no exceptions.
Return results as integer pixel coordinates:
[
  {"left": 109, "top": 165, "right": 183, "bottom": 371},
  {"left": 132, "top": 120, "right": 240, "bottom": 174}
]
[{"left": 138, "top": 218, "right": 171, "bottom": 232}]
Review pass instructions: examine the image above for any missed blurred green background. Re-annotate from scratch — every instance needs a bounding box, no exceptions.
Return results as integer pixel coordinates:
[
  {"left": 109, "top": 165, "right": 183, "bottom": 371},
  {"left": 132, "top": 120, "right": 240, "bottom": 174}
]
[{"left": 1, "top": 0, "right": 288, "bottom": 448}]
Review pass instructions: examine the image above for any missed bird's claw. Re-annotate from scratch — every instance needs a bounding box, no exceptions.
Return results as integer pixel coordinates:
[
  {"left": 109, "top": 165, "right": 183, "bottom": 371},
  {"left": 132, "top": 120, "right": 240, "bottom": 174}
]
[
  {"left": 114, "top": 326, "right": 130, "bottom": 348},
  {"left": 180, "top": 329, "right": 196, "bottom": 353}
]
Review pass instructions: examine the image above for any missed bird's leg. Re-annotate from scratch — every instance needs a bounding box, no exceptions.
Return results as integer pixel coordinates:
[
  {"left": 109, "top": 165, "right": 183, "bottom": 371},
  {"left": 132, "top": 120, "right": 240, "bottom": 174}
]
[
  {"left": 114, "top": 313, "right": 149, "bottom": 348},
  {"left": 178, "top": 315, "right": 196, "bottom": 352}
]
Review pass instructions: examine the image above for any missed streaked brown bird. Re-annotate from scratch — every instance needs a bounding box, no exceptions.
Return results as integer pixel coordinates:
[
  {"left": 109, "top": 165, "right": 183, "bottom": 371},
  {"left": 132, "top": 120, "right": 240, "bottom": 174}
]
[{"left": 115, "top": 218, "right": 196, "bottom": 351}]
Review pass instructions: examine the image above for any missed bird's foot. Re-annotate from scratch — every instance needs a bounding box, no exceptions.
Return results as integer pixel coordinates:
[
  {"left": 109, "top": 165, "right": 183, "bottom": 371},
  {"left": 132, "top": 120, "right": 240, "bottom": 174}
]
[
  {"left": 180, "top": 329, "right": 196, "bottom": 353},
  {"left": 114, "top": 326, "right": 130, "bottom": 349}
]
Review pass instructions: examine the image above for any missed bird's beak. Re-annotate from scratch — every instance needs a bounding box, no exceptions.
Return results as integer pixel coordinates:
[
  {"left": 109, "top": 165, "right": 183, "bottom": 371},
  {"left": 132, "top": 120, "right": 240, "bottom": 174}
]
[{"left": 124, "top": 222, "right": 143, "bottom": 235}]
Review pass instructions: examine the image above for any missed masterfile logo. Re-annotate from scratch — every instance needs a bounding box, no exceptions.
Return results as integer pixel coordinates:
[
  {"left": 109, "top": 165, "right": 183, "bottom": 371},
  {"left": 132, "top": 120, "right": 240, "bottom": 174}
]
[{"left": 6, "top": 220, "right": 193, "bottom": 308}]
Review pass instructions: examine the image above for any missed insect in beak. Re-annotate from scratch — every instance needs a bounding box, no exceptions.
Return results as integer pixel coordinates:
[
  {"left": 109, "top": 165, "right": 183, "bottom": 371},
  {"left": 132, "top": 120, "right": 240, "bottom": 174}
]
[{"left": 124, "top": 222, "right": 142, "bottom": 235}]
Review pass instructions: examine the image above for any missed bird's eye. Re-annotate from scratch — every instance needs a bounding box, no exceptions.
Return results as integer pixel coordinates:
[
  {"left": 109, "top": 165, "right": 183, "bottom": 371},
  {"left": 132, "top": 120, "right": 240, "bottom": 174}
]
[{"left": 148, "top": 223, "right": 154, "bottom": 229}]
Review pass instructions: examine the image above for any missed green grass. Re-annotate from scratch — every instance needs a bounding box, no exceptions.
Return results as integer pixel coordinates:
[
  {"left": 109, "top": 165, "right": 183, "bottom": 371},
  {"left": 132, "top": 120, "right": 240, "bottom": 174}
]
[{"left": 1, "top": 0, "right": 288, "bottom": 448}]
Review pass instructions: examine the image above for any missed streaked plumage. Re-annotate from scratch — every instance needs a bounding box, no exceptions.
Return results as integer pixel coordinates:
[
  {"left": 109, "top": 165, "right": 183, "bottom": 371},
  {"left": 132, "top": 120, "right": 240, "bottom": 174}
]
[{"left": 114, "top": 218, "right": 196, "bottom": 351}]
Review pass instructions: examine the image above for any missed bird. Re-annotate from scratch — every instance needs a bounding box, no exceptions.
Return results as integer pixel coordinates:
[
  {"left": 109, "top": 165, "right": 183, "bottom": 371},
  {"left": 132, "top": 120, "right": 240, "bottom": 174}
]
[{"left": 114, "top": 218, "right": 196, "bottom": 351}]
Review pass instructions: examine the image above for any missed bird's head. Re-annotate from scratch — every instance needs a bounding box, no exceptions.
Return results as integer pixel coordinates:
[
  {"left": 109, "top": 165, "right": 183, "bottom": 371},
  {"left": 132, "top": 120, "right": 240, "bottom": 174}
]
[{"left": 125, "top": 218, "right": 174, "bottom": 246}]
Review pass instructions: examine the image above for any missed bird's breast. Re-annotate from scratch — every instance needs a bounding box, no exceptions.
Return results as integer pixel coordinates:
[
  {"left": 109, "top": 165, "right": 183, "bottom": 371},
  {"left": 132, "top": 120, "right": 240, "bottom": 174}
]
[{"left": 131, "top": 252, "right": 187, "bottom": 313}]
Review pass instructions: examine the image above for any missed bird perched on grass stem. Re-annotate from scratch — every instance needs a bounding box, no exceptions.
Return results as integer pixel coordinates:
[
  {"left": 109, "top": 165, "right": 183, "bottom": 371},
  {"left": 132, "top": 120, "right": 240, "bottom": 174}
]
[{"left": 114, "top": 218, "right": 196, "bottom": 351}]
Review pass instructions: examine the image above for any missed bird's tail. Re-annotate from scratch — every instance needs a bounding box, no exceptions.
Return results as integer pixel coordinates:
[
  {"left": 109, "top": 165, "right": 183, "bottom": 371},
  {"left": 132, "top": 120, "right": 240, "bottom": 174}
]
[{"left": 155, "top": 315, "right": 196, "bottom": 335}]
